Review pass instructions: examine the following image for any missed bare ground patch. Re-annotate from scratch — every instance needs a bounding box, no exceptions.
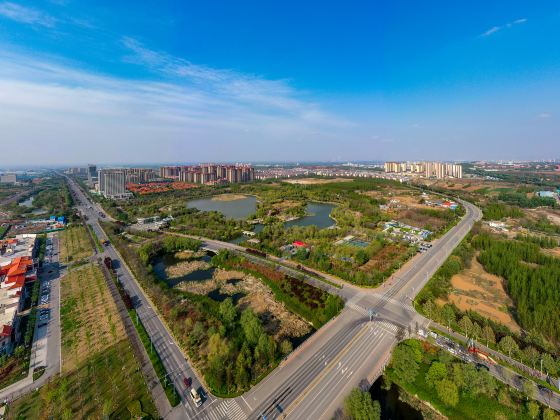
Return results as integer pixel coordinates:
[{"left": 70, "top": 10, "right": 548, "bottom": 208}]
[
  {"left": 359, "top": 245, "right": 407, "bottom": 272},
  {"left": 445, "top": 256, "right": 521, "bottom": 332},
  {"left": 165, "top": 260, "right": 210, "bottom": 278}
]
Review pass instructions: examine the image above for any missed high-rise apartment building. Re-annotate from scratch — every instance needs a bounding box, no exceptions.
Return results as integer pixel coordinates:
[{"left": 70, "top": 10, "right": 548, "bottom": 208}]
[
  {"left": 98, "top": 169, "right": 132, "bottom": 199},
  {"left": 87, "top": 164, "right": 97, "bottom": 185},
  {"left": 164, "top": 164, "right": 254, "bottom": 185},
  {"left": 0, "top": 174, "right": 17, "bottom": 184},
  {"left": 124, "top": 168, "right": 157, "bottom": 184},
  {"left": 385, "top": 161, "right": 462, "bottom": 178}
]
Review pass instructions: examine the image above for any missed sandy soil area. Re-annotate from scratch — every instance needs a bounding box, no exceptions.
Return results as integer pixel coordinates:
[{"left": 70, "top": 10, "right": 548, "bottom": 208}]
[
  {"left": 283, "top": 178, "right": 352, "bottom": 185},
  {"left": 543, "top": 247, "right": 560, "bottom": 258},
  {"left": 526, "top": 208, "right": 560, "bottom": 226},
  {"left": 212, "top": 193, "right": 250, "bottom": 201},
  {"left": 446, "top": 256, "right": 520, "bottom": 332}
]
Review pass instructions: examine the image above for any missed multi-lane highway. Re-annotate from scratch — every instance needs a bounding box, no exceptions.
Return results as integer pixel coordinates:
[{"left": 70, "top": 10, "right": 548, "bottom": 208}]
[{"left": 66, "top": 175, "right": 487, "bottom": 419}]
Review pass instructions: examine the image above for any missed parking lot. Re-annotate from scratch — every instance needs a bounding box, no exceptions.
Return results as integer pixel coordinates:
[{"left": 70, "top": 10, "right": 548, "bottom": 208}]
[{"left": 30, "top": 234, "right": 61, "bottom": 373}]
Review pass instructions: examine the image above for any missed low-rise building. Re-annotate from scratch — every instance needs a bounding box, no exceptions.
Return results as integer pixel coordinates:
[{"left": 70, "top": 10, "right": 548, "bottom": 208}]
[{"left": 0, "top": 235, "right": 38, "bottom": 354}]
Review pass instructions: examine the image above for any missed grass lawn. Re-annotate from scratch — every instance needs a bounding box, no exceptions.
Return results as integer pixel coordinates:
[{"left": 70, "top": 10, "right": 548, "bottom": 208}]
[
  {"left": 59, "top": 225, "right": 93, "bottom": 264},
  {"left": 7, "top": 263, "right": 157, "bottom": 419}
]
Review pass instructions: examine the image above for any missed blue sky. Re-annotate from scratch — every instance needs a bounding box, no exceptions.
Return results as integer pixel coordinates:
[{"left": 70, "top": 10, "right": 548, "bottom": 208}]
[{"left": 0, "top": 1, "right": 558, "bottom": 165}]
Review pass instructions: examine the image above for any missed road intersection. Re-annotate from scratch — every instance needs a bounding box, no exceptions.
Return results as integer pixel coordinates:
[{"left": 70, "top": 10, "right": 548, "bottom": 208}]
[{"left": 67, "top": 175, "right": 484, "bottom": 419}]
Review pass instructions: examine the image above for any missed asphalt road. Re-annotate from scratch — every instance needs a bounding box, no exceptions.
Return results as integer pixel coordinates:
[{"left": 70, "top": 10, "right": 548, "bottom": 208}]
[{"left": 64, "top": 178, "right": 560, "bottom": 419}]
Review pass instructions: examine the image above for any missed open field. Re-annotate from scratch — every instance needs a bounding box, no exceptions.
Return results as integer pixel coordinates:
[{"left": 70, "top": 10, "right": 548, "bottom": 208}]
[
  {"left": 59, "top": 225, "right": 92, "bottom": 263},
  {"left": 394, "top": 208, "right": 449, "bottom": 231},
  {"left": 8, "top": 263, "right": 156, "bottom": 419},
  {"left": 283, "top": 177, "right": 353, "bottom": 185},
  {"left": 444, "top": 256, "right": 520, "bottom": 333}
]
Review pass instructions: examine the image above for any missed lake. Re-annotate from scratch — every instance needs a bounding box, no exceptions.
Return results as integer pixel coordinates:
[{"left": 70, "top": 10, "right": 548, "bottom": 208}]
[
  {"left": 186, "top": 195, "right": 336, "bottom": 231},
  {"left": 186, "top": 195, "right": 257, "bottom": 220}
]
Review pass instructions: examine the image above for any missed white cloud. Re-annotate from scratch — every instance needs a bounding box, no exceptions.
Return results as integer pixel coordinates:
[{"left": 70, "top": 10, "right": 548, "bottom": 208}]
[
  {"left": 537, "top": 112, "right": 551, "bottom": 119},
  {"left": 480, "top": 18, "right": 527, "bottom": 37},
  {"left": 0, "top": 2, "right": 56, "bottom": 27},
  {"left": 0, "top": 49, "right": 350, "bottom": 165}
]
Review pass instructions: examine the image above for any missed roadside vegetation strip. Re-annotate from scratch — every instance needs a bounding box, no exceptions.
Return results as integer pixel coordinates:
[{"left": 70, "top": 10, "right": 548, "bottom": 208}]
[
  {"left": 8, "top": 262, "right": 158, "bottom": 418},
  {"left": 128, "top": 310, "right": 181, "bottom": 406},
  {"left": 86, "top": 224, "right": 103, "bottom": 253},
  {"left": 386, "top": 339, "right": 552, "bottom": 420}
]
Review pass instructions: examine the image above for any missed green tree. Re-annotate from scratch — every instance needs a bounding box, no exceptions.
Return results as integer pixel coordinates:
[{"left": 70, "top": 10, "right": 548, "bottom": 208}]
[
  {"left": 390, "top": 343, "right": 420, "bottom": 384},
  {"left": 471, "top": 322, "right": 482, "bottom": 341},
  {"left": 344, "top": 388, "right": 381, "bottom": 420},
  {"left": 542, "top": 353, "right": 557, "bottom": 376},
  {"left": 482, "top": 325, "right": 496, "bottom": 347},
  {"left": 544, "top": 407, "right": 560, "bottom": 420},
  {"left": 458, "top": 316, "right": 473, "bottom": 338},
  {"left": 522, "top": 380, "right": 535, "bottom": 401},
  {"left": 441, "top": 304, "right": 456, "bottom": 328},
  {"left": 523, "top": 346, "right": 540, "bottom": 370},
  {"left": 527, "top": 401, "right": 540, "bottom": 419},
  {"left": 235, "top": 352, "right": 250, "bottom": 389},
  {"left": 240, "top": 309, "right": 264, "bottom": 347},
  {"left": 280, "top": 339, "right": 293, "bottom": 356},
  {"left": 435, "top": 379, "right": 459, "bottom": 407},
  {"left": 219, "top": 297, "right": 237, "bottom": 327},
  {"left": 450, "top": 363, "right": 465, "bottom": 389},
  {"left": 425, "top": 362, "right": 447, "bottom": 388},
  {"left": 499, "top": 336, "right": 519, "bottom": 359}
]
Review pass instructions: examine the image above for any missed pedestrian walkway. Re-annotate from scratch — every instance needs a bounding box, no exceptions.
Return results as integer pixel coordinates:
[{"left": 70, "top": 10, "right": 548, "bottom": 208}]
[{"left": 202, "top": 399, "right": 246, "bottom": 420}]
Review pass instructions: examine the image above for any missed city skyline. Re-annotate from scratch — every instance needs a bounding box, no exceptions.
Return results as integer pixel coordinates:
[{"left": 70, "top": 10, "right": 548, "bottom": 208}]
[{"left": 0, "top": 1, "right": 559, "bottom": 165}]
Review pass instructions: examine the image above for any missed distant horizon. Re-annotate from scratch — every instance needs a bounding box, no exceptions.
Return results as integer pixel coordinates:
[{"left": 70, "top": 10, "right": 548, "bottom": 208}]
[{"left": 2, "top": 158, "right": 560, "bottom": 172}]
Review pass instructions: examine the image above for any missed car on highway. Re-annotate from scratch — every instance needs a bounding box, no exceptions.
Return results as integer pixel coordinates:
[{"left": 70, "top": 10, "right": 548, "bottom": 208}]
[
  {"left": 183, "top": 377, "right": 191, "bottom": 388},
  {"left": 190, "top": 388, "right": 202, "bottom": 407}
]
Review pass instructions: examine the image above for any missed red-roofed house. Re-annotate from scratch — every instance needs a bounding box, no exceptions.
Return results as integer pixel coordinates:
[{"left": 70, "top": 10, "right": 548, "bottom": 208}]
[{"left": 293, "top": 241, "right": 308, "bottom": 248}]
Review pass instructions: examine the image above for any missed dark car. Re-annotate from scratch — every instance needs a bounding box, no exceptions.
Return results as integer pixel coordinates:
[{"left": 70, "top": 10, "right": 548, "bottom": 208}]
[
  {"left": 476, "top": 363, "right": 490, "bottom": 372},
  {"left": 183, "top": 377, "right": 191, "bottom": 388}
]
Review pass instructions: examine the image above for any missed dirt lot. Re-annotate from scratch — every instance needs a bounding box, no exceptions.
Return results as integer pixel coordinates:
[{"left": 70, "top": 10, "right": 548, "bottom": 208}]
[
  {"left": 425, "top": 179, "right": 516, "bottom": 194},
  {"left": 394, "top": 208, "right": 449, "bottom": 231},
  {"left": 526, "top": 208, "right": 560, "bottom": 226},
  {"left": 359, "top": 244, "right": 407, "bottom": 272},
  {"left": 283, "top": 178, "right": 353, "bottom": 185},
  {"left": 178, "top": 268, "right": 312, "bottom": 341},
  {"left": 444, "top": 255, "right": 521, "bottom": 333}
]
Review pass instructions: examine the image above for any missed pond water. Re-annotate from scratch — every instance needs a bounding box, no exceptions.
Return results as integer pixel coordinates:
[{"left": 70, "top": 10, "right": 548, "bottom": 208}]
[
  {"left": 152, "top": 253, "right": 215, "bottom": 287},
  {"left": 285, "top": 202, "right": 336, "bottom": 230},
  {"left": 186, "top": 196, "right": 336, "bottom": 229},
  {"left": 186, "top": 195, "right": 257, "bottom": 220},
  {"left": 369, "top": 377, "right": 422, "bottom": 420}
]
